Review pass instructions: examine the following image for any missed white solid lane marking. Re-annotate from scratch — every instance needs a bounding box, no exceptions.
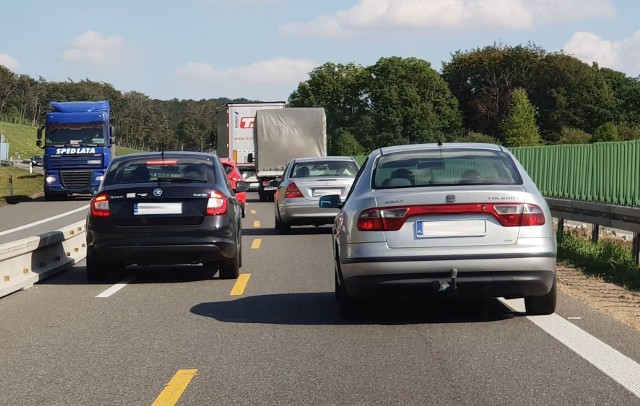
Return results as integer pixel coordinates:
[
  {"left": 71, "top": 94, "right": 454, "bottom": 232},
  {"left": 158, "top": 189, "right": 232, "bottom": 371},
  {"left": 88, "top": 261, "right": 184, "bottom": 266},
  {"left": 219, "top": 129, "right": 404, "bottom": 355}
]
[
  {"left": 501, "top": 298, "right": 640, "bottom": 398},
  {"left": 95, "top": 275, "right": 136, "bottom": 298},
  {"left": 0, "top": 205, "right": 89, "bottom": 237}
]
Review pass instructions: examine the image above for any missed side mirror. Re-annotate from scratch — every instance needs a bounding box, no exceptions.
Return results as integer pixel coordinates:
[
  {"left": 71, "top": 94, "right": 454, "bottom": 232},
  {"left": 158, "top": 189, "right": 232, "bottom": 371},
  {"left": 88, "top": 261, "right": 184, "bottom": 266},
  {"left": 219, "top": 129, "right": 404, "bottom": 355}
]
[
  {"left": 109, "top": 125, "right": 116, "bottom": 145},
  {"left": 36, "top": 140, "right": 42, "bottom": 148},
  {"left": 268, "top": 180, "right": 280, "bottom": 188},
  {"left": 235, "top": 181, "right": 250, "bottom": 192},
  {"left": 247, "top": 153, "right": 253, "bottom": 163},
  {"left": 37, "top": 126, "right": 43, "bottom": 140},
  {"left": 319, "top": 194, "right": 342, "bottom": 209}
]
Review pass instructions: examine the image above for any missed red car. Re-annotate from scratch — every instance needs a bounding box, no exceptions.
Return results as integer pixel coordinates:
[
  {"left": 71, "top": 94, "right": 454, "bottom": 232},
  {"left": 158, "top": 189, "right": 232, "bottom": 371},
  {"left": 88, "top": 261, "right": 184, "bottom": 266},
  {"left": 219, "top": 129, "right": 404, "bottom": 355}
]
[{"left": 219, "top": 158, "right": 246, "bottom": 217}]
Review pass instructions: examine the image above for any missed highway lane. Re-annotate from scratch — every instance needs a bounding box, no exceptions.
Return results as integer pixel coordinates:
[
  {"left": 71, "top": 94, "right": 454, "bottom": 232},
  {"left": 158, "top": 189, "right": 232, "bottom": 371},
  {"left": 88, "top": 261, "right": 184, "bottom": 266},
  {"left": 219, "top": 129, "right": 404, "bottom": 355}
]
[{"left": 1, "top": 193, "right": 640, "bottom": 405}]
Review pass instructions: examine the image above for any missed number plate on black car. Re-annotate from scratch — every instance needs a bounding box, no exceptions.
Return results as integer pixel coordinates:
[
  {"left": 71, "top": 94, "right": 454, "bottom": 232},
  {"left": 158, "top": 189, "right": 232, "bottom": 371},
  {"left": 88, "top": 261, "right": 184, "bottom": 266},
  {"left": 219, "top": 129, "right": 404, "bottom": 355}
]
[{"left": 134, "top": 202, "right": 182, "bottom": 215}]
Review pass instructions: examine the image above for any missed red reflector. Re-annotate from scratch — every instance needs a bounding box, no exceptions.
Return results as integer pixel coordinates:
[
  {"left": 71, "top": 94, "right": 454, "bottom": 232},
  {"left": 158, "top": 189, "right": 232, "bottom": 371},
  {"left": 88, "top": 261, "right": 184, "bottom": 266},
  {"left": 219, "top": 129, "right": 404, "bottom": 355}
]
[
  {"left": 357, "top": 203, "right": 545, "bottom": 231},
  {"left": 285, "top": 182, "right": 303, "bottom": 198},
  {"left": 90, "top": 193, "right": 110, "bottom": 217},
  {"left": 146, "top": 160, "right": 178, "bottom": 165}
]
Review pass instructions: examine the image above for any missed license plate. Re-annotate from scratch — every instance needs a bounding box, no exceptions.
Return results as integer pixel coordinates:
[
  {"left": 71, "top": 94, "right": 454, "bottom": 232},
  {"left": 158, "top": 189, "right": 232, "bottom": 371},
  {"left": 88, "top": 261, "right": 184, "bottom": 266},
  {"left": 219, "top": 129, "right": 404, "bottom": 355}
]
[
  {"left": 312, "top": 188, "right": 342, "bottom": 197},
  {"left": 416, "top": 219, "right": 486, "bottom": 238},
  {"left": 134, "top": 202, "right": 182, "bottom": 215}
]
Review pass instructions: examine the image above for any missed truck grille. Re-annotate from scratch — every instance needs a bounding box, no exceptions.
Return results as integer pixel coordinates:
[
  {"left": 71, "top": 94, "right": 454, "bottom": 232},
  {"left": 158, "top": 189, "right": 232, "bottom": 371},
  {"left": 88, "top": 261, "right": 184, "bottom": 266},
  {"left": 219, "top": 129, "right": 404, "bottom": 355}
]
[
  {"left": 49, "top": 155, "right": 103, "bottom": 169},
  {"left": 60, "top": 170, "right": 92, "bottom": 190}
]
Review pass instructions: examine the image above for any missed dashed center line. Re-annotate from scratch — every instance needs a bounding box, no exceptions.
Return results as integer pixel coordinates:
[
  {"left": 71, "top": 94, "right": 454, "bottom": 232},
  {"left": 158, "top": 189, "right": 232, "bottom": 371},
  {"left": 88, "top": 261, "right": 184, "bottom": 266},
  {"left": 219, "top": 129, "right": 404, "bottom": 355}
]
[
  {"left": 151, "top": 369, "right": 198, "bottom": 406},
  {"left": 95, "top": 275, "right": 136, "bottom": 298},
  {"left": 253, "top": 220, "right": 261, "bottom": 228},
  {"left": 230, "top": 273, "right": 251, "bottom": 296},
  {"left": 251, "top": 239, "right": 261, "bottom": 249}
]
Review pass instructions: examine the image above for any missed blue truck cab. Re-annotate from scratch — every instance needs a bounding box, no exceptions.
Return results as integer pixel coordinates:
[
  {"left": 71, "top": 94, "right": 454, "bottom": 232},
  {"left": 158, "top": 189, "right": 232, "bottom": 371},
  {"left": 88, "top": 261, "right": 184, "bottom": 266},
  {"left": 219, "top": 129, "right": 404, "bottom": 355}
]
[{"left": 36, "top": 101, "right": 115, "bottom": 200}]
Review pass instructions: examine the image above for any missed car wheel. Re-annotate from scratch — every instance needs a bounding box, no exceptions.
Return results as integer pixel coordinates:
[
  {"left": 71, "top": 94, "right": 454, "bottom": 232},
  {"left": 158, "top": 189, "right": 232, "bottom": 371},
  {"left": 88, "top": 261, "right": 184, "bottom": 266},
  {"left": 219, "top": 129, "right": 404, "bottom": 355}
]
[
  {"left": 275, "top": 208, "right": 290, "bottom": 234},
  {"left": 86, "top": 245, "right": 108, "bottom": 282},
  {"left": 524, "top": 278, "right": 557, "bottom": 315},
  {"left": 335, "top": 262, "right": 357, "bottom": 319},
  {"left": 241, "top": 205, "right": 246, "bottom": 218},
  {"left": 219, "top": 236, "right": 240, "bottom": 280}
]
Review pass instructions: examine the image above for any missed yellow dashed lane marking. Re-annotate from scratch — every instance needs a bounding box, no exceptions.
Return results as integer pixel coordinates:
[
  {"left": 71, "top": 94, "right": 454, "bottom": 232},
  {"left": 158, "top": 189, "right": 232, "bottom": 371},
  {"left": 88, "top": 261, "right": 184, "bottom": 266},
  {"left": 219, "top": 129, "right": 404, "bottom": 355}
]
[
  {"left": 230, "top": 273, "right": 251, "bottom": 296},
  {"left": 251, "top": 239, "right": 261, "bottom": 249},
  {"left": 151, "top": 369, "right": 198, "bottom": 406},
  {"left": 253, "top": 220, "right": 261, "bottom": 228},
  {"left": 250, "top": 209, "right": 256, "bottom": 215}
]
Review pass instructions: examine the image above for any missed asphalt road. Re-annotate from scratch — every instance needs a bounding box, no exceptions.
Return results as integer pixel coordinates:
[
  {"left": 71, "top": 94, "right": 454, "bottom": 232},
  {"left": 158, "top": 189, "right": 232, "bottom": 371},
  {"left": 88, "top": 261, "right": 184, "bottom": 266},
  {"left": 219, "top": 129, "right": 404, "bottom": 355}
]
[{"left": 1, "top": 193, "right": 640, "bottom": 405}]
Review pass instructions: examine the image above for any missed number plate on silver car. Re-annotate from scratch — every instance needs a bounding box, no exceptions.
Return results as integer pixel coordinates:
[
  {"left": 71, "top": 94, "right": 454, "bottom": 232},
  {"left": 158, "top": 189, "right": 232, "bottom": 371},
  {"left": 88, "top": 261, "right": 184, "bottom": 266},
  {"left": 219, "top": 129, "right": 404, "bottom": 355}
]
[{"left": 416, "top": 219, "right": 486, "bottom": 238}]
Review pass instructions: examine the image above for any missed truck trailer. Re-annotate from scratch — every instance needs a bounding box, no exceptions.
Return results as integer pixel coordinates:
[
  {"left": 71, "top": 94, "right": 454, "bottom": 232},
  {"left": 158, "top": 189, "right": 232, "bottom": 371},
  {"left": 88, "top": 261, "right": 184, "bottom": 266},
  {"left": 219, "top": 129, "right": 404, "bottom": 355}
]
[
  {"left": 36, "top": 101, "right": 115, "bottom": 200},
  {"left": 215, "top": 101, "right": 286, "bottom": 186},
  {"left": 252, "top": 107, "right": 327, "bottom": 201}
]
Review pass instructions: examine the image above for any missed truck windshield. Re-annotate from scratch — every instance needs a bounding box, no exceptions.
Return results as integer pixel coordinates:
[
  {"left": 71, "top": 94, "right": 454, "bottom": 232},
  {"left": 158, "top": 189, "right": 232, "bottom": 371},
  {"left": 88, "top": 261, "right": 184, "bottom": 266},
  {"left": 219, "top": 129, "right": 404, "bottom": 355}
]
[{"left": 45, "top": 124, "right": 107, "bottom": 147}]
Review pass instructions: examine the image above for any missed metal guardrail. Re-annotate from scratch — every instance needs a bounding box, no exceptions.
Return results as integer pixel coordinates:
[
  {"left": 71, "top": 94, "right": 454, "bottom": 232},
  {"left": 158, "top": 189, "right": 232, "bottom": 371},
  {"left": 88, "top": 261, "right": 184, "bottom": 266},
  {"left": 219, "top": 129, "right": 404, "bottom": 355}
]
[
  {"left": 546, "top": 198, "right": 640, "bottom": 265},
  {"left": 0, "top": 220, "right": 86, "bottom": 298}
]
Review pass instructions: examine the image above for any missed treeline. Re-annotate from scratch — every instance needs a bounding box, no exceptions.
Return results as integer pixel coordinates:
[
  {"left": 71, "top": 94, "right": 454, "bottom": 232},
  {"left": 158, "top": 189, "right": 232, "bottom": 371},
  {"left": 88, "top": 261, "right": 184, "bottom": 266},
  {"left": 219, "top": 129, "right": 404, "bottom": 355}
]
[{"left": 2, "top": 43, "right": 640, "bottom": 155}]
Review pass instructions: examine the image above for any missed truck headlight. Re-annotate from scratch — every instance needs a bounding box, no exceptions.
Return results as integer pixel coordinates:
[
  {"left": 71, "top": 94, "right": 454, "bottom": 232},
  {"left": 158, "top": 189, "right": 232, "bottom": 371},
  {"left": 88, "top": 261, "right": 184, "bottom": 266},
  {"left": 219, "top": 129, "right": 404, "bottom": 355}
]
[
  {"left": 95, "top": 175, "right": 104, "bottom": 181},
  {"left": 46, "top": 176, "right": 56, "bottom": 184}
]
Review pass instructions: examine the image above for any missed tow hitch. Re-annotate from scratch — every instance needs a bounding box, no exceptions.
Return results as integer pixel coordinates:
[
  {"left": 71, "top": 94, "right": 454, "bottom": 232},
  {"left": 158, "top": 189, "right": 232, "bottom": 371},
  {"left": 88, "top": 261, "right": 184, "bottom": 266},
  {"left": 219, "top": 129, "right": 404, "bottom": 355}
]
[{"left": 433, "top": 268, "right": 458, "bottom": 293}]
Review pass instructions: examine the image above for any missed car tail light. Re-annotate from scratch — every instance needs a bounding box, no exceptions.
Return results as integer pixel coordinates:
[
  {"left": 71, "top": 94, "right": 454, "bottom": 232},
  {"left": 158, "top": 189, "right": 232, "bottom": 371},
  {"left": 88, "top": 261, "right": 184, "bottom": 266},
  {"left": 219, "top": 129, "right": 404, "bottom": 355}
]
[
  {"left": 357, "top": 203, "right": 545, "bottom": 231},
  {"left": 206, "top": 190, "right": 228, "bottom": 215},
  {"left": 285, "top": 182, "right": 303, "bottom": 198},
  {"left": 357, "top": 208, "right": 408, "bottom": 231},
  {"left": 90, "top": 193, "right": 110, "bottom": 217}
]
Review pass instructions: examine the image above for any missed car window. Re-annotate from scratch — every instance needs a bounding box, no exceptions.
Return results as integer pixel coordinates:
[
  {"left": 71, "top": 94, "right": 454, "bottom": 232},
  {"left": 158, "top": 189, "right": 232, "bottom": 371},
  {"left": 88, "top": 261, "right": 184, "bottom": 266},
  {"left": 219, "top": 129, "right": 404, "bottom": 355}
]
[
  {"left": 104, "top": 158, "right": 216, "bottom": 185},
  {"left": 344, "top": 157, "right": 368, "bottom": 202},
  {"left": 291, "top": 161, "right": 359, "bottom": 178},
  {"left": 373, "top": 149, "right": 521, "bottom": 189}
]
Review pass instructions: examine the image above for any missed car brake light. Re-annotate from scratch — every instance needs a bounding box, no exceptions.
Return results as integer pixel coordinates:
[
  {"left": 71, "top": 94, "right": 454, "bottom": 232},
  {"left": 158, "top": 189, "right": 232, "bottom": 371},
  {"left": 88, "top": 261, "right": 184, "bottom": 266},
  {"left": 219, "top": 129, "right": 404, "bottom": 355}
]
[
  {"left": 357, "top": 203, "right": 545, "bottom": 231},
  {"left": 285, "top": 182, "right": 303, "bottom": 198},
  {"left": 206, "top": 190, "right": 228, "bottom": 215},
  {"left": 146, "top": 160, "right": 177, "bottom": 165},
  {"left": 91, "top": 193, "right": 110, "bottom": 217}
]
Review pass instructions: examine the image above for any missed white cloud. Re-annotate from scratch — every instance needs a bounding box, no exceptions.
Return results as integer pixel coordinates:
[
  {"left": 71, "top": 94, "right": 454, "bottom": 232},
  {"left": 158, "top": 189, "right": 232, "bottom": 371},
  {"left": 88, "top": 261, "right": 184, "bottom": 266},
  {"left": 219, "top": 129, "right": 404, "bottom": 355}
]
[
  {"left": 0, "top": 54, "right": 19, "bottom": 71},
  {"left": 63, "top": 31, "right": 127, "bottom": 67},
  {"left": 174, "top": 58, "right": 317, "bottom": 84},
  {"left": 172, "top": 58, "right": 317, "bottom": 100},
  {"left": 564, "top": 31, "right": 640, "bottom": 76},
  {"left": 280, "top": 0, "right": 615, "bottom": 37}
]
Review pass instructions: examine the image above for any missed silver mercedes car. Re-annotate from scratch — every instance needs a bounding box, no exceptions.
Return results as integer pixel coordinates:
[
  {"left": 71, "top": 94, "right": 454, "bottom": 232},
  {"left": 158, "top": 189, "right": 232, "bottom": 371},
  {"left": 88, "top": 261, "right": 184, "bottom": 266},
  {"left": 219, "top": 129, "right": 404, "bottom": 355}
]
[
  {"left": 273, "top": 156, "right": 359, "bottom": 233},
  {"left": 319, "top": 143, "right": 557, "bottom": 317}
]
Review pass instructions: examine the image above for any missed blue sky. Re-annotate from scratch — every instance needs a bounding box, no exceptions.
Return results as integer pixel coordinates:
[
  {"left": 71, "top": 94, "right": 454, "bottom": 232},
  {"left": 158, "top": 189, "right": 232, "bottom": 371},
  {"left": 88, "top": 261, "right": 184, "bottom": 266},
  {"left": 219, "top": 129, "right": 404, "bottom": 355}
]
[{"left": 1, "top": 0, "right": 639, "bottom": 102}]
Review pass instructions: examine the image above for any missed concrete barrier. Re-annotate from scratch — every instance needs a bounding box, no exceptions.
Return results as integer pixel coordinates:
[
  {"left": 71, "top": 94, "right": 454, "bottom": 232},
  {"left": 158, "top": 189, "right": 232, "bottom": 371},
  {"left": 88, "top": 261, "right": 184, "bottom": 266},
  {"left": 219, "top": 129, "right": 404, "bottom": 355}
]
[{"left": 0, "top": 220, "right": 86, "bottom": 298}]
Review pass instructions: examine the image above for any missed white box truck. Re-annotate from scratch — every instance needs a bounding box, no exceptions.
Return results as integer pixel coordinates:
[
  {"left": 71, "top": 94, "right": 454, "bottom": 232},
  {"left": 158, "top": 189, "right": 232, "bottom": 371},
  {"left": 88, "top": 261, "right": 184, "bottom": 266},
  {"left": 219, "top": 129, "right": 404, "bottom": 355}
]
[
  {"left": 252, "top": 107, "right": 327, "bottom": 201},
  {"left": 215, "top": 102, "right": 286, "bottom": 189}
]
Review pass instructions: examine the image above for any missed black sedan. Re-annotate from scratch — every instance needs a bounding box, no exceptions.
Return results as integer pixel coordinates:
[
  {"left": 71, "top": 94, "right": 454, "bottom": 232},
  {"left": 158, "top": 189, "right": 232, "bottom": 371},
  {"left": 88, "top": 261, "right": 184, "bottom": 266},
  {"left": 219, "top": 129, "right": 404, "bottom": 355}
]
[{"left": 86, "top": 151, "right": 248, "bottom": 282}]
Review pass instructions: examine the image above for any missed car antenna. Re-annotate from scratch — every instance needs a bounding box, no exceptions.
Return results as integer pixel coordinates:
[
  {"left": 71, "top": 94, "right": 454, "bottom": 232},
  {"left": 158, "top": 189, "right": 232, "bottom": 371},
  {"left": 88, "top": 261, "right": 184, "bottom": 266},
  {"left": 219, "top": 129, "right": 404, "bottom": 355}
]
[{"left": 160, "top": 140, "right": 165, "bottom": 161}]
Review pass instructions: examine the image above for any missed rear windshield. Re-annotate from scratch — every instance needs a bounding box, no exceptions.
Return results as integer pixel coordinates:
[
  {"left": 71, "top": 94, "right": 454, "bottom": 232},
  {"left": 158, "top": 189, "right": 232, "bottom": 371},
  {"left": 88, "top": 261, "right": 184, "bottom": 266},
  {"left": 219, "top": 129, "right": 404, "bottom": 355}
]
[
  {"left": 290, "top": 160, "right": 359, "bottom": 178},
  {"left": 104, "top": 157, "right": 216, "bottom": 185},
  {"left": 373, "top": 149, "right": 521, "bottom": 189}
]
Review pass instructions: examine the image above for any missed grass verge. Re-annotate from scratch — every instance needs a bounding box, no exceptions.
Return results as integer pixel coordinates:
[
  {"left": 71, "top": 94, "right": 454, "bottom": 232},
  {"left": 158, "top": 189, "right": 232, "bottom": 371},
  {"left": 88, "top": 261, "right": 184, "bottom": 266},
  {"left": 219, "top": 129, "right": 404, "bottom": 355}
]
[
  {"left": 558, "top": 230, "right": 640, "bottom": 291},
  {"left": 0, "top": 166, "right": 43, "bottom": 206}
]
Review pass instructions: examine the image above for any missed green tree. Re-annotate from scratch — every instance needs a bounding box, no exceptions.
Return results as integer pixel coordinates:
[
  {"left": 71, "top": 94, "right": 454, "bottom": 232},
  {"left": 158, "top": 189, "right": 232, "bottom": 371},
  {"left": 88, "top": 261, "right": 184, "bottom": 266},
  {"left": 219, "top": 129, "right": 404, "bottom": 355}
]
[
  {"left": 591, "top": 122, "right": 619, "bottom": 143},
  {"left": 500, "top": 88, "right": 541, "bottom": 147},
  {"left": 557, "top": 127, "right": 591, "bottom": 144},
  {"left": 332, "top": 128, "right": 366, "bottom": 155}
]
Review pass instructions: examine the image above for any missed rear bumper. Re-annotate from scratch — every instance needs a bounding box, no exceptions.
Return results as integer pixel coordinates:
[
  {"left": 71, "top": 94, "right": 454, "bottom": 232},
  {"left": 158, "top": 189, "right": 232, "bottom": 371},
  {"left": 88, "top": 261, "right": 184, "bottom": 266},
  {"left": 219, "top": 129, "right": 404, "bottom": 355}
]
[
  {"left": 92, "top": 242, "right": 233, "bottom": 266},
  {"left": 279, "top": 200, "right": 339, "bottom": 225}
]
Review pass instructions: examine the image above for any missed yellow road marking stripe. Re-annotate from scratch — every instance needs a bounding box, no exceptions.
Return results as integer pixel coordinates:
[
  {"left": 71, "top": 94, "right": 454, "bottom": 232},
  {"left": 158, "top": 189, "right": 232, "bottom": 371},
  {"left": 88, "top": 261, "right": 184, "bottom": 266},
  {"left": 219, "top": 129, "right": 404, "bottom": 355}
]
[
  {"left": 251, "top": 239, "right": 261, "bottom": 249},
  {"left": 151, "top": 369, "right": 198, "bottom": 406},
  {"left": 250, "top": 209, "right": 256, "bottom": 215},
  {"left": 230, "top": 273, "right": 251, "bottom": 296},
  {"left": 253, "top": 220, "right": 261, "bottom": 228}
]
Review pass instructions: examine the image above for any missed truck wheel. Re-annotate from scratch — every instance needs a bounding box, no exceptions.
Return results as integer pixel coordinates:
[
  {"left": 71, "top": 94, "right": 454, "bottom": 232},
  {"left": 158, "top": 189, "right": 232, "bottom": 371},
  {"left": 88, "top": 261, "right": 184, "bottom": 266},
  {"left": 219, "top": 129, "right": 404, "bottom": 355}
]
[
  {"left": 86, "top": 246, "right": 108, "bottom": 282},
  {"left": 524, "top": 278, "right": 557, "bottom": 315}
]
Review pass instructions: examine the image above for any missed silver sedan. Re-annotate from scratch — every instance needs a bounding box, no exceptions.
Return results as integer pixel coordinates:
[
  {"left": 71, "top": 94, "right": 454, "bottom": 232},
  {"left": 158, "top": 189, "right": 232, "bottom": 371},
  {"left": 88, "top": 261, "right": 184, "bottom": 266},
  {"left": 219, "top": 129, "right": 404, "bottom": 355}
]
[
  {"left": 320, "top": 143, "right": 557, "bottom": 317},
  {"left": 274, "top": 156, "right": 359, "bottom": 233}
]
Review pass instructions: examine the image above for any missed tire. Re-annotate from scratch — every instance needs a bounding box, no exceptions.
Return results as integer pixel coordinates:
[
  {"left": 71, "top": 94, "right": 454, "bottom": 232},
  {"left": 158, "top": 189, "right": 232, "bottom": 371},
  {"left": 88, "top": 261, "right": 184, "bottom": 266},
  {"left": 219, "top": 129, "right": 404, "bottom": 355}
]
[
  {"left": 259, "top": 192, "right": 268, "bottom": 202},
  {"left": 219, "top": 234, "right": 240, "bottom": 280},
  {"left": 86, "top": 245, "right": 108, "bottom": 282},
  {"left": 525, "top": 278, "right": 557, "bottom": 315},
  {"left": 275, "top": 211, "right": 290, "bottom": 234},
  {"left": 335, "top": 263, "right": 358, "bottom": 319}
]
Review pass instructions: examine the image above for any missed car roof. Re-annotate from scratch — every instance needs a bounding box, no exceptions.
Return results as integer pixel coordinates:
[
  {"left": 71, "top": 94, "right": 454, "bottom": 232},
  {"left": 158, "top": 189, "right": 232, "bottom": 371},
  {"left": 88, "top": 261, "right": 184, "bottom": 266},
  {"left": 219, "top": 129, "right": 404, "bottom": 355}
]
[
  {"left": 111, "top": 151, "right": 218, "bottom": 163},
  {"left": 291, "top": 156, "right": 357, "bottom": 163},
  {"left": 378, "top": 143, "right": 505, "bottom": 155}
]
